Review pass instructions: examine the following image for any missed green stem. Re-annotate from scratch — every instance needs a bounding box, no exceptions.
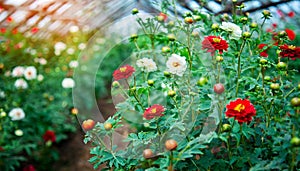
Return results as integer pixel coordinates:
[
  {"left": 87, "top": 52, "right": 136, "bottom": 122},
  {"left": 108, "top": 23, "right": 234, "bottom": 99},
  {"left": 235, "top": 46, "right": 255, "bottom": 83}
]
[{"left": 235, "top": 40, "right": 246, "bottom": 97}]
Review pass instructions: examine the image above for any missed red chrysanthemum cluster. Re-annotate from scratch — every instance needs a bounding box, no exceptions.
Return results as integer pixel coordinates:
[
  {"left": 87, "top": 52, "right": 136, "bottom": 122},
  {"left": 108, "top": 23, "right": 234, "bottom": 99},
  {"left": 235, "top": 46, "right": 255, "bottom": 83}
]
[
  {"left": 43, "top": 130, "right": 56, "bottom": 143},
  {"left": 225, "top": 98, "right": 256, "bottom": 123},
  {"left": 113, "top": 65, "right": 135, "bottom": 81},
  {"left": 258, "top": 44, "right": 269, "bottom": 57},
  {"left": 279, "top": 44, "right": 300, "bottom": 60},
  {"left": 202, "top": 36, "right": 228, "bottom": 56},
  {"left": 143, "top": 104, "right": 165, "bottom": 120}
]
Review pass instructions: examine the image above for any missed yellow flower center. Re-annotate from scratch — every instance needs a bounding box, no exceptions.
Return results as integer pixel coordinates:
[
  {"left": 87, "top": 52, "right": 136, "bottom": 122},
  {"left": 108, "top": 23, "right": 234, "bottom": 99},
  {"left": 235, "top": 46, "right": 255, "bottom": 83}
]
[
  {"left": 151, "top": 108, "right": 157, "bottom": 113},
  {"left": 119, "top": 67, "right": 127, "bottom": 72},
  {"left": 213, "top": 38, "right": 221, "bottom": 43},
  {"left": 234, "top": 104, "right": 245, "bottom": 112},
  {"left": 172, "top": 62, "right": 180, "bottom": 67},
  {"left": 288, "top": 45, "right": 296, "bottom": 50}
]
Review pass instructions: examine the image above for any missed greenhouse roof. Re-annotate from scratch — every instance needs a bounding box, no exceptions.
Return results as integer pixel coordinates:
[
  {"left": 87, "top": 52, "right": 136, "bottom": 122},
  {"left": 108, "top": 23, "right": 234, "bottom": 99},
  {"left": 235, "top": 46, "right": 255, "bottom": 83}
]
[{"left": 0, "top": 0, "right": 299, "bottom": 38}]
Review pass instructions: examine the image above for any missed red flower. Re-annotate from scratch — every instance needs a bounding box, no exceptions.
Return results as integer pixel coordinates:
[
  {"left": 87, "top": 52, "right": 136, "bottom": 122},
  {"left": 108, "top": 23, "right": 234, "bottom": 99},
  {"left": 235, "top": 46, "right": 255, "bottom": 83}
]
[
  {"left": 279, "top": 44, "right": 300, "bottom": 60},
  {"left": 272, "top": 23, "right": 277, "bottom": 28},
  {"left": 158, "top": 12, "right": 168, "bottom": 22},
  {"left": 113, "top": 65, "right": 135, "bottom": 81},
  {"left": 0, "top": 28, "right": 6, "bottom": 33},
  {"left": 0, "top": 146, "right": 4, "bottom": 151},
  {"left": 202, "top": 36, "right": 228, "bottom": 56},
  {"left": 143, "top": 104, "right": 165, "bottom": 120},
  {"left": 6, "top": 16, "right": 13, "bottom": 23},
  {"left": 285, "top": 28, "right": 296, "bottom": 41},
  {"left": 23, "top": 165, "right": 36, "bottom": 171},
  {"left": 43, "top": 130, "right": 56, "bottom": 143},
  {"left": 225, "top": 98, "right": 256, "bottom": 123},
  {"left": 12, "top": 28, "right": 18, "bottom": 34},
  {"left": 31, "top": 27, "right": 39, "bottom": 34},
  {"left": 288, "top": 11, "right": 295, "bottom": 18},
  {"left": 258, "top": 44, "right": 269, "bottom": 57}
]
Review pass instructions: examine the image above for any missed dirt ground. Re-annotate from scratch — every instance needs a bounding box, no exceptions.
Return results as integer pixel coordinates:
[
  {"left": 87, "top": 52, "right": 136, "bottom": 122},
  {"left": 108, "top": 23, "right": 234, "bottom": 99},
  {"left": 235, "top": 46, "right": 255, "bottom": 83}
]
[{"left": 53, "top": 97, "right": 116, "bottom": 171}]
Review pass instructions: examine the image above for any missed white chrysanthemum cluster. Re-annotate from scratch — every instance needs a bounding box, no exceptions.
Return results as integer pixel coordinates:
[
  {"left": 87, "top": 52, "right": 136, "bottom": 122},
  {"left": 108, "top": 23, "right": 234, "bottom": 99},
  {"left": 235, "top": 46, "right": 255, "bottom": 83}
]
[
  {"left": 220, "top": 22, "right": 242, "bottom": 40},
  {"left": 166, "top": 54, "right": 187, "bottom": 76},
  {"left": 136, "top": 58, "right": 157, "bottom": 72}
]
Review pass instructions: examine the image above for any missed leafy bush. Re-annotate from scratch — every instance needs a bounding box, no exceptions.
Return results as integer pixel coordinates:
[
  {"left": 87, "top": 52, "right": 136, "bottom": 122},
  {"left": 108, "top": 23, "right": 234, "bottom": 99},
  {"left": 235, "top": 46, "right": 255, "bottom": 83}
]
[{"left": 84, "top": 2, "right": 300, "bottom": 171}]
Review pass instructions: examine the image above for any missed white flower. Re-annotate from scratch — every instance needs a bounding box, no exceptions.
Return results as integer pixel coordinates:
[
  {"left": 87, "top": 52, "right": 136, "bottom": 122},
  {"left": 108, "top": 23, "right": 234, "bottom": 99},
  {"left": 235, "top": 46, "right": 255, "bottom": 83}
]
[
  {"left": 15, "top": 129, "right": 23, "bottom": 136},
  {"left": 69, "top": 25, "right": 79, "bottom": 33},
  {"left": 69, "top": 60, "right": 79, "bottom": 68},
  {"left": 54, "top": 42, "right": 67, "bottom": 52},
  {"left": 166, "top": 54, "right": 187, "bottom": 76},
  {"left": 9, "top": 108, "right": 25, "bottom": 121},
  {"left": 78, "top": 43, "right": 86, "bottom": 50},
  {"left": 0, "top": 90, "right": 5, "bottom": 98},
  {"left": 62, "top": 78, "right": 75, "bottom": 88},
  {"left": 14, "top": 79, "right": 28, "bottom": 89},
  {"left": 67, "top": 48, "right": 75, "bottom": 55},
  {"left": 12, "top": 66, "right": 25, "bottom": 77},
  {"left": 136, "top": 58, "right": 157, "bottom": 72},
  {"left": 37, "top": 74, "right": 44, "bottom": 81},
  {"left": 220, "top": 22, "right": 242, "bottom": 40},
  {"left": 24, "top": 66, "right": 37, "bottom": 80},
  {"left": 39, "top": 58, "right": 47, "bottom": 65}
]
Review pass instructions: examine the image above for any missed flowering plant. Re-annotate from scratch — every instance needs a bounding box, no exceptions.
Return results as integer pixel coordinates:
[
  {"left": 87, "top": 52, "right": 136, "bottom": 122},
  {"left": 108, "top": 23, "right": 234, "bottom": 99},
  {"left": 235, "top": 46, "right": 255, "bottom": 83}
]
[{"left": 83, "top": 2, "right": 300, "bottom": 171}]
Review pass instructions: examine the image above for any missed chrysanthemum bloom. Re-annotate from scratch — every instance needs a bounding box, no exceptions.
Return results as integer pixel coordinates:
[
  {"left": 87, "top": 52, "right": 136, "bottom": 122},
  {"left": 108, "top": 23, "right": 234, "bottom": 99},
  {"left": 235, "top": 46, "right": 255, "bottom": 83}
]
[
  {"left": 43, "top": 130, "right": 56, "bottom": 143},
  {"left": 258, "top": 44, "right": 269, "bottom": 57},
  {"left": 15, "top": 79, "right": 28, "bottom": 89},
  {"left": 143, "top": 104, "right": 165, "bottom": 120},
  {"left": 69, "top": 60, "right": 79, "bottom": 68},
  {"left": 220, "top": 22, "right": 242, "bottom": 40},
  {"left": 136, "top": 58, "right": 157, "bottom": 72},
  {"left": 288, "top": 11, "right": 295, "bottom": 18},
  {"left": 31, "top": 27, "right": 39, "bottom": 34},
  {"left": 23, "top": 164, "right": 36, "bottom": 171},
  {"left": 12, "top": 66, "right": 25, "bottom": 77},
  {"left": 9, "top": 108, "right": 25, "bottom": 121},
  {"left": 62, "top": 78, "right": 75, "bottom": 88},
  {"left": 202, "top": 36, "right": 229, "bottom": 56},
  {"left": 113, "top": 65, "right": 135, "bottom": 80},
  {"left": 279, "top": 44, "right": 300, "bottom": 60},
  {"left": 225, "top": 98, "right": 256, "bottom": 123},
  {"left": 166, "top": 54, "right": 187, "bottom": 76},
  {"left": 285, "top": 29, "right": 296, "bottom": 41},
  {"left": 24, "top": 66, "right": 37, "bottom": 80}
]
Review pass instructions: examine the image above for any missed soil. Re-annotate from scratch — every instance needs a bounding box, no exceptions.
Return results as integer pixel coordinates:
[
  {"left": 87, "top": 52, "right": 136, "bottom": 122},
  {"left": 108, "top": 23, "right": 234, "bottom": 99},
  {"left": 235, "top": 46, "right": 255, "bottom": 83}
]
[{"left": 53, "top": 97, "right": 116, "bottom": 171}]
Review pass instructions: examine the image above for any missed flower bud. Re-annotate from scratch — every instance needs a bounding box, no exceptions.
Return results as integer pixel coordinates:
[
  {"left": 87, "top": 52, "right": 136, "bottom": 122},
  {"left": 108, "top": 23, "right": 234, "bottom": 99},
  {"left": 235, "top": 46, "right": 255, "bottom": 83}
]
[
  {"left": 167, "top": 34, "right": 176, "bottom": 41},
  {"left": 270, "top": 83, "right": 280, "bottom": 90},
  {"left": 262, "top": 10, "right": 271, "bottom": 18},
  {"left": 147, "top": 80, "right": 154, "bottom": 86},
  {"left": 168, "top": 90, "right": 176, "bottom": 97},
  {"left": 264, "top": 76, "right": 271, "bottom": 82},
  {"left": 184, "top": 17, "right": 194, "bottom": 24},
  {"left": 164, "top": 71, "right": 171, "bottom": 77},
  {"left": 259, "top": 58, "right": 268, "bottom": 64},
  {"left": 131, "top": 33, "right": 138, "bottom": 40},
  {"left": 157, "top": 16, "right": 165, "bottom": 22},
  {"left": 0, "top": 112, "right": 6, "bottom": 118},
  {"left": 222, "top": 124, "right": 231, "bottom": 132},
  {"left": 216, "top": 56, "right": 223, "bottom": 62},
  {"left": 194, "top": 15, "right": 201, "bottom": 21},
  {"left": 211, "top": 23, "right": 219, "bottom": 30},
  {"left": 240, "top": 17, "right": 248, "bottom": 24},
  {"left": 197, "top": 77, "right": 208, "bottom": 86},
  {"left": 242, "top": 31, "right": 251, "bottom": 38},
  {"left": 112, "top": 81, "right": 120, "bottom": 87},
  {"left": 250, "top": 22, "right": 258, "bottom": 28},
  {"left": 168, "top": 21, "right": 175, "bottom": 27},
  {"left": 276, "top": 62, "right": 287, "bottom": 70},
  {"left": 162, "top": 46, "right": 171, "bottom": 53},
  {"left": 278, "top": 31, "right": 287, "bottom": 38},
  {"left": 132, "top": 8, "right": 139, "bottom": 15}
]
